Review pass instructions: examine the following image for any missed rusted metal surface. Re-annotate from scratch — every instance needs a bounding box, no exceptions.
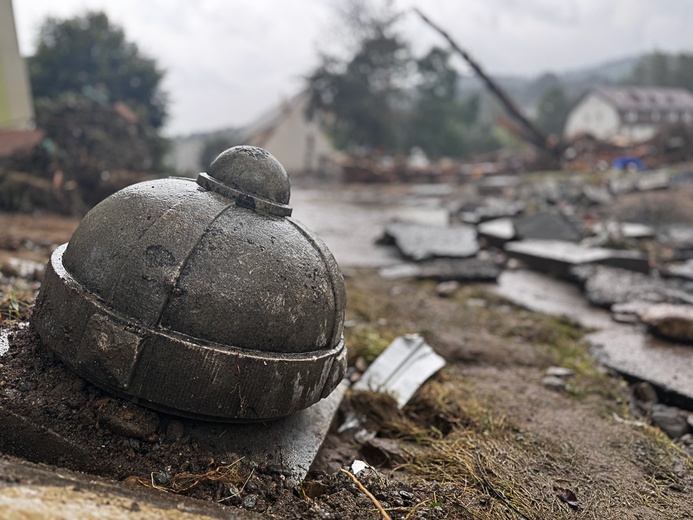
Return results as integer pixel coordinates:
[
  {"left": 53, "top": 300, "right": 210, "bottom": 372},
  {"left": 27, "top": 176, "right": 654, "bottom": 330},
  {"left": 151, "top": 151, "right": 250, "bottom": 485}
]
[{"left": 32, "top": 146, "right": 347, "bottom": 421}]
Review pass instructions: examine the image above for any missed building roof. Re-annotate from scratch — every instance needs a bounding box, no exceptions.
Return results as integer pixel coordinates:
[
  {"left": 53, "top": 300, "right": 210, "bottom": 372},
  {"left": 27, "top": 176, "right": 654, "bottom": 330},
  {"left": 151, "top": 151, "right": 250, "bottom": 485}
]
[
  {"left": 593, "top": 86, "right": 693, "bottom": 112},
  {"left": 0, "top": 129, "right": 44, "bottom": 157}
]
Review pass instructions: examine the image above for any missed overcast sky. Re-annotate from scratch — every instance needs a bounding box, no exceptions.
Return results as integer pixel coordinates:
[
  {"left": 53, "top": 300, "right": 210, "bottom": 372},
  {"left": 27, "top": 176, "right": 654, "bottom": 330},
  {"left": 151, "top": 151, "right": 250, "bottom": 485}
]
[{"left": 13, "top": 0, "right": 693, "bottom": 136}]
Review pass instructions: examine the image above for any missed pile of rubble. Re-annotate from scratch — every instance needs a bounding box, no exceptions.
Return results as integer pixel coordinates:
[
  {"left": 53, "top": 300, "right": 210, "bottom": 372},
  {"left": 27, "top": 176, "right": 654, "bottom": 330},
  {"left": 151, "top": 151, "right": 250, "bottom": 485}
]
[{"left": 376, "top": 165, "right": 693, "bottom": 448}]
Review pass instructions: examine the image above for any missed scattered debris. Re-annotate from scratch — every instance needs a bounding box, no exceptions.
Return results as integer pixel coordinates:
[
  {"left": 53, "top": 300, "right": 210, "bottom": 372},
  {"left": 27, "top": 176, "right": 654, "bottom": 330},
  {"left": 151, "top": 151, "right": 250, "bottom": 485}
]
[
  {"left": 542, "top": 376, "right": 567, "bottom": 392},
  {"left": 513, "top": 211, "right": 582, "bottom": 243},
  {"left": 506, "top": 240, "right": 648, "bottom": 278},
  {"left": 477, "top": 217, "right": 515, "bottom": 247},
  {"left": 382, "top": 221, "right": 479, "bottom": 261},
  {"left": 573, "top": 265, "right": 688, "bottom": 308},
  {"left": 353, "top": 334, "right": 446, "bottom": 408},
  {"left": 555, "top": 487, "right": 580, "bottom": 510},
  {"left": 436, "top": 280, "right": 460, "bottom": 298},
  {"left": 651, "top": 404, "right": 689, "bottom": 439}
]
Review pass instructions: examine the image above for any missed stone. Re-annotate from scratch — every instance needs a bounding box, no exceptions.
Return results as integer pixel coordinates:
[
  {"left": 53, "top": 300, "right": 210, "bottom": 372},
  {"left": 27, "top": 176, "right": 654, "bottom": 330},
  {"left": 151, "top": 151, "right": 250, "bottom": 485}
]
[
  {"left": 571, "top": 265, "right": 688, "bottom": 309},
  {"left": 608, "top": 176, "right": 636, "bottom": 195},
  {"left": 582, "top": 184, "right": 613, "bottom": 206},
  {"left": 436, "top": 281, "right": 460, "bottom": 298},
  {"left": 416, "top": 258, "right": 502, "bottom": 282},
  {"left": 384, "top": 221, "right": 479, "bottom": 261},
  {"left": 505, "top": 240, "right": 648, "bottom": 278},
  {"left": 611, "top": 301, "right": 652, "bottom": 324},
  {"left": 31, "top": 146, "right": 347, "bottom": 421},
  {"left": 513, "top": 211, "right": 582, "bottom": 243},
  {"left": 591, "top": 221, "right": 654, "bottom": 241},
  {"left": 640, "top": 304, "right": 693, "bottom": 343},
  {"left": 477, "top": 218, "right": 515, "bottom": 247},
  {"left": 662, "top": 259, "right": 693, "bottom": 281},
  {"left": 546, "top": 366, "right": 574, "bottom": 378},
  {"left": 542, "top": 376, "right": 567, "bottom": 391},
  {"left": 632, "top": 381, "right": 658, "bottom": 406},
  {"left": 635, "top": 170, "right": 670, "bottom": 191},
  {"left": 651, "top": 404, "right": 689, "bottom": 439}
]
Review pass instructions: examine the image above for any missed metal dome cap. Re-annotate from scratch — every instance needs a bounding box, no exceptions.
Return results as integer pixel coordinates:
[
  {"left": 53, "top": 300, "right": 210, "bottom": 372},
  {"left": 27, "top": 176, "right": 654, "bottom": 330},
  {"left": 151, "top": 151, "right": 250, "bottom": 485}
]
[{"left": 32, "top": 146, "right": 347, "bottom": 421}]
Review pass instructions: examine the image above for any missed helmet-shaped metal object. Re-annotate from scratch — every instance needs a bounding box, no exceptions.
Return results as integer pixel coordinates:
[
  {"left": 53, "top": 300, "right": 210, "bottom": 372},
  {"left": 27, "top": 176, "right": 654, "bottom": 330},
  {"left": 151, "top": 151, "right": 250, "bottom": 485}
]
[{"left": 32, "top": 146, "right": 347, "bottom": 421}]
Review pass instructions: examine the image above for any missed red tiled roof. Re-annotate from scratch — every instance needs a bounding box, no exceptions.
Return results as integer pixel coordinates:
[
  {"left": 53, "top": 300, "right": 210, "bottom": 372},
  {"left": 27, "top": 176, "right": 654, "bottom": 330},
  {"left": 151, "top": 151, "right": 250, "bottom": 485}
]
[{"left": 0, "top": 129, "right": 45, "bottom": 158}]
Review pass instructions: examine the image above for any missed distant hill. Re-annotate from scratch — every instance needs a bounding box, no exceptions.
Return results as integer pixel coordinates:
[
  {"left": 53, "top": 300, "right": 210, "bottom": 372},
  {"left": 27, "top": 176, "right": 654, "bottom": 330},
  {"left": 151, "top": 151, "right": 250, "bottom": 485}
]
[{"left": 459, "top": 55, "right": 642, "bottom": 119}]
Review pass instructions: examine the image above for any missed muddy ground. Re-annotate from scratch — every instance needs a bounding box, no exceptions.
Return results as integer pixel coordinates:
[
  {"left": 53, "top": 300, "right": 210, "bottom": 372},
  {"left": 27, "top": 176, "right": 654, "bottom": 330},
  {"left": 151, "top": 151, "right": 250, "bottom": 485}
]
[{"left": 1, "top": 187, "right": 692, "bottom": 519}]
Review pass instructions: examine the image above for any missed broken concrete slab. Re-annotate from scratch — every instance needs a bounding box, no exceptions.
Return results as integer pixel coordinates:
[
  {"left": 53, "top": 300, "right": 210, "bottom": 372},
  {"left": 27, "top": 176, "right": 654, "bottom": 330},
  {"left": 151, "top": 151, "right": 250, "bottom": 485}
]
[
  {"left": 353, "top": 334, "right": 446, "bottom": 408},
  {"left": 635, "top": 170, "right": 670, "bottom": 191},
  {"left": 383, "top": 221, "right": 479, "bottom": 261},
  {"left": 582, "top": 184, "right": 613, "bottom": 206},
  {"left": 513, "top": 211, "right": 582, "bottom": 243},
  {"left": 572, "top": 265, "right": 691, "bottom": 308},
  {"left": 592, "top": 221, "right": 655, "bottom": 240},
  {"left": 611, "top": 301, "right": 652, "bottom": 324},
  {"left": 0, "top": 455, "right": 254, "bottom": 519},
  {"left": 505, "top": 240, "right": 649, "bottom": 278},
  {"left": 662, "top": 260, "right": 693, "bottom": 281},
  {"left": 608, "top": 176, "right": 636, "bottom": 195},
  {"left": 459, "top": 200, "right": 525, "bottom": 225},
  {"left": 493, "top": 269, "right": 693, "bottom": 410},
  {"left": 639, "top": 303, "right": 693, "bottom": 343},
  {"left": 378, "top": 258, "right": 501, "bottom": 282},
  {"left": 589, "top": 324, "right": 693, "bottom": 409},
  {"left": 477, "top": 218, "right": 515, "bottom": 247},
  {"left": 658, "top": 225, "right": 693, "bottom": 260},
  {"left": 417, "top": 258, "right": 502, "bottom": 282}
]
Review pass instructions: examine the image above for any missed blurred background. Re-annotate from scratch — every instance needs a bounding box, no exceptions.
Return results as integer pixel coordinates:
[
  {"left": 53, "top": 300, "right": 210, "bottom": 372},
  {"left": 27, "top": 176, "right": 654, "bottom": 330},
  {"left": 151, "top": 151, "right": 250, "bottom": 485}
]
[{"left": 1, "top": 0, "right": 693, "bottom": 213}]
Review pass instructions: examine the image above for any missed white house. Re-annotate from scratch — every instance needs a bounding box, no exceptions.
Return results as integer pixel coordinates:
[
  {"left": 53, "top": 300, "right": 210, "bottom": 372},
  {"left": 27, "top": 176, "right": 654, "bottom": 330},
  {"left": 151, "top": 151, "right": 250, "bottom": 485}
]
[
  {"left": 167, "top": 90, "right": 340, "bottom": 178},
  {"left": 0, "top": 0, "right": 34, "bottom": 130},
  {"left": 240, "top": 90, "right": 340, "bottom": 178},
  {"left": 564, "top": 86, "right": 693, "bottom": 144}
]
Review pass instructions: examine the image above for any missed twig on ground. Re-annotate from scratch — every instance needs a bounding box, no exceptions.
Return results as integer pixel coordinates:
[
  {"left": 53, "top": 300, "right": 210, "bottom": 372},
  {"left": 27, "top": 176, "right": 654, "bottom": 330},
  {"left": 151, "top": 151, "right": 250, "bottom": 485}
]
[{"left": 340, "top": 467, "right": 392, "bottom": 520}]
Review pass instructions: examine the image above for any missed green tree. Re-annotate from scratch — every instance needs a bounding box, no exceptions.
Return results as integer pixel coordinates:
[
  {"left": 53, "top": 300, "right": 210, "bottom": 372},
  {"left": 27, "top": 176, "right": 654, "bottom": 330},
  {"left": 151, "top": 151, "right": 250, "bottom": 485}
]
[
  {"left": 625, "top": 51, "right": 693, "bottom": 90},
  {"left": 308, "top": 1, "right": 411, "bottom": 152},
  {"left": 29, "top": 11, "right": 167, "bottom": 129},
  {"left": 407, "top": 47, "right": 481, "bottom": 158},
  {"left": 535, "top": 85, "right": 571, "bottom": 136}
]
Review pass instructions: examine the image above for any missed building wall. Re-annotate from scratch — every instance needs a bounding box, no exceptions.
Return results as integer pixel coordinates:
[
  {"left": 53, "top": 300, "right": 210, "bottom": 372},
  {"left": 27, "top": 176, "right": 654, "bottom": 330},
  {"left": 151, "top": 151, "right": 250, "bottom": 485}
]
[
  {"left": 258, "top": 94, "right": 338, "bottom": 177},
  {"left": 0, "top": 0, "right": 34, "bottom": 129},
  {"left": 564, "top": 94, "right": 620, "bottom": 140}
]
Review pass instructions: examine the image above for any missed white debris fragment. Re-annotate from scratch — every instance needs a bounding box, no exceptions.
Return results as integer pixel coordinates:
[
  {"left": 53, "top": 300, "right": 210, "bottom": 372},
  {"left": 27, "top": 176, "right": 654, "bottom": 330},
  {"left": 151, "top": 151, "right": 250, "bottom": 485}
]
[{"left": 353, "top": 334, "right": 446, "bottom": 408}]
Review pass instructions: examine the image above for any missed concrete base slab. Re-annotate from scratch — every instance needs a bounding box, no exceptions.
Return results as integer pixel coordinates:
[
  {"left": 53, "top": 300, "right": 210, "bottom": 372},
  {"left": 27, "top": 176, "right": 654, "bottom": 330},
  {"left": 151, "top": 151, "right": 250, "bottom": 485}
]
[{"left": 181, "top": 380, "right": 348, "bottom": 481}]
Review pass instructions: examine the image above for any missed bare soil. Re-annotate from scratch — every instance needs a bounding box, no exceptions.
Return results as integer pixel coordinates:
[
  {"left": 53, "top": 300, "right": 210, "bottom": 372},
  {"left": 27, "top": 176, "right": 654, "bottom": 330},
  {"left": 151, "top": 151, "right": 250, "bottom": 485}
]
[{"left": 1, "top": 209, "right": 692, "bottom": 519}]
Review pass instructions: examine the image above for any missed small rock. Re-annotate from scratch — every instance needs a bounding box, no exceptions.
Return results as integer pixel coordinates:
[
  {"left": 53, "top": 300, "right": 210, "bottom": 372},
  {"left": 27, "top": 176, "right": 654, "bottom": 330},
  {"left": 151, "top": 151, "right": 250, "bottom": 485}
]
[
  {"left": 436, "top": 281, "right": 460, "bottom": 298},
  {"left": 640, "top": 303, "right": 693, "bottom": 343},
  {"left": 651, "top": 404, "right": 689, "bottom": 439},
  {"left": 302, "top": 480, "right": 329, "bottom": 499},
  {"left": 166, "top": 420, "right": 185, "bottom": 441},
  {"left": 546, "top": 366, "right": 574, "bottom": 378},
  {"left": 242, "top": 493, "right": 258, "bottom": 509},
  {"left": 542, "top": 375, "right": 567, "bottom": 391},
  {"left": 632, "top": 381, "right": 658, "bottom": 406},
  {"left": 97, "top": 403, "right": 159, "bottom": 442}
]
